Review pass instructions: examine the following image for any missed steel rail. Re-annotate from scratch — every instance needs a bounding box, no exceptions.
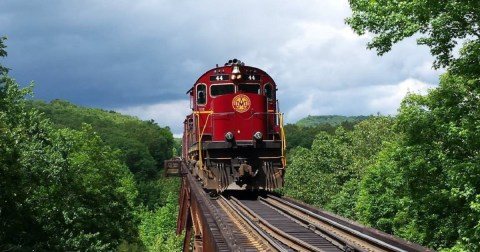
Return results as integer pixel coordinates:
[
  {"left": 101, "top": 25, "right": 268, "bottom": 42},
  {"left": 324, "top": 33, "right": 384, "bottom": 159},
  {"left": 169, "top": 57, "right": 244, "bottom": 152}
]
[
  {"left": 260, "top": 196, "right": 368, "bottom": 251},
  {"left": 264, "top": 195, "right": 411, "bottom": 252},
  {"left": 219, "top": 195, "right": 288, "bottom": 252},
  {"left": 229, "top": 196, "right": 326, "bottom": 252}
]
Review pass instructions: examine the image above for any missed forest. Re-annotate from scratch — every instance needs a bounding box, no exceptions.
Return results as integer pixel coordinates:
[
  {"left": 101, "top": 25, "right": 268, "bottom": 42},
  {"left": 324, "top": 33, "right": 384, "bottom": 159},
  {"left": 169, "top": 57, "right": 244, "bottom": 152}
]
[
  {"left": 282, "top": 1, "right": 480, "bottom": 251},
  {"left": 295, "top": 115, "right": 368, "bottom": 128},
  {"left": 283, "top": 78, "right": 480, "bottom": 251},
  {"left": 0, "top": 37, "right": 183, "bottom": 251}
]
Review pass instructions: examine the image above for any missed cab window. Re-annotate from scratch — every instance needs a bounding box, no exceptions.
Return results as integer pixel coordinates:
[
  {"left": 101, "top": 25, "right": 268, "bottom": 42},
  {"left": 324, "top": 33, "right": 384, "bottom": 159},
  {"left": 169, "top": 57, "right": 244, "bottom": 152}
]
[
  {"left": 211, "top": 84, "right": 235, "bottom": 96},
  {"left": 238, "top": 83, "right": 261, "bottom": 94},
  {"left": 265, "top": 83, "right": 274, "bottom": 100},
  {"left": 196, "top": 84, "right": 206, "bottom": 105}
]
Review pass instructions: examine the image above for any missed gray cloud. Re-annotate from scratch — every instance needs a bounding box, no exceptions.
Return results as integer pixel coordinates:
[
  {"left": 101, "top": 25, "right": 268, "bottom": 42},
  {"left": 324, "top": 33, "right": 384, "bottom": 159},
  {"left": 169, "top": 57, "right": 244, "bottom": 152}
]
[{"left": 0, "top": 0, "right": 442, "bottom": 134}]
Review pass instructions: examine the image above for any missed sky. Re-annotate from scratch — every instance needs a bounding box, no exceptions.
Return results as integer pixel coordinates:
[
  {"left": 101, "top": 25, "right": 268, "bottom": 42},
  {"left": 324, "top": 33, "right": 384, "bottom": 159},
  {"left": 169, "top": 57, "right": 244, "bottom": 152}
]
[{"left": 0, "top": 0, "right": 442, "bottom": 136}]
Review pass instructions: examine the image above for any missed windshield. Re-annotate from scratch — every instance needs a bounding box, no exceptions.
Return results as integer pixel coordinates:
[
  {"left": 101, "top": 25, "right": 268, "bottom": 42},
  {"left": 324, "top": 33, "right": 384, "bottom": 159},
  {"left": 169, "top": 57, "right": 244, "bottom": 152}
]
[
  {"left": 238, "top": 83, "right": 260, "bottom": 94},
  {"left": 211, "top": 84, "right": 235, "bottom": 96}
]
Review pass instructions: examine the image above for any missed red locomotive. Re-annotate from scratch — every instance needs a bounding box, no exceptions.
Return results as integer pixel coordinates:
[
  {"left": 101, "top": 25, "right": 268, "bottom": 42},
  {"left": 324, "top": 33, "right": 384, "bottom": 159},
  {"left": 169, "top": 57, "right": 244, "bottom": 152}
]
[{"left": 182, "top": 59, "right": 286, "bottom": 192}]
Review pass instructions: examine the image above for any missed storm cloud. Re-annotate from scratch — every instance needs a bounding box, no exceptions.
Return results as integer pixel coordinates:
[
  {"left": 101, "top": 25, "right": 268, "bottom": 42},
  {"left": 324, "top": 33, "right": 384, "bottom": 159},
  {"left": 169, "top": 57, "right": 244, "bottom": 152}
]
[{"left": 0, "top": 0, "right": 442, "bottom": 135}]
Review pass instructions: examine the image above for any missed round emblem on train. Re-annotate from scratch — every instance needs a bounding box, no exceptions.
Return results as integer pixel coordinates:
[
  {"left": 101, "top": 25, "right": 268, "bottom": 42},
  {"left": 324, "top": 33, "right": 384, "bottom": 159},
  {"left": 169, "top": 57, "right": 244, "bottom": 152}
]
[{"left": 232, "top": 94, "right": 251, "bottom": 113}]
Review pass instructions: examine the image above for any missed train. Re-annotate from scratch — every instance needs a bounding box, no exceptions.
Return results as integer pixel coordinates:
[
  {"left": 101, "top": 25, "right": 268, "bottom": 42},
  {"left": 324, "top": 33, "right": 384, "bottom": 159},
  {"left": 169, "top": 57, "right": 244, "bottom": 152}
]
[{"left": 169, "top": 59, "right": 286, "bottom": 192}]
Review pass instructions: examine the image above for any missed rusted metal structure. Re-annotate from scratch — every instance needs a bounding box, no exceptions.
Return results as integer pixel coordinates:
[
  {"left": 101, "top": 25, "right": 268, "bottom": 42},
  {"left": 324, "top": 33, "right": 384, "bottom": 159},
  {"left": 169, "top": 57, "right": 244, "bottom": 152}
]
[
  {"left": 176, "top": 161, "right": 233, "bottom": 251},
  {"left": 164, "top": 159, "right": 182, "bottom": 177}
]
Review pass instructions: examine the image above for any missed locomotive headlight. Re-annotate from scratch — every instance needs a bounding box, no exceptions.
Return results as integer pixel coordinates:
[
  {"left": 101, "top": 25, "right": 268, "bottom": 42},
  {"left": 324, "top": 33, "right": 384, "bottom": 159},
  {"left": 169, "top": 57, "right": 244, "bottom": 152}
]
[
  {"left": 253, "top": 131, "right": 263, "bottom": 140},
  {"left": 232, "top": 65, "right": 241, "bottom": 80},
  {"left": 225, "top": 132, "right": 234, "bottom": 141},
  {"left": 232, "top": 65, "right": 240, "bottom": 74}
]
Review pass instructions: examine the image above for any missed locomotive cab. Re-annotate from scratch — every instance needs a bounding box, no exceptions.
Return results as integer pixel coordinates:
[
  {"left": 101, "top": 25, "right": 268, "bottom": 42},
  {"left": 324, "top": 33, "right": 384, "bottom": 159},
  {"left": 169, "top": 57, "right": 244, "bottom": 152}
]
[{"left": 183, "top": 59, "right": 286, "bottom": 192}]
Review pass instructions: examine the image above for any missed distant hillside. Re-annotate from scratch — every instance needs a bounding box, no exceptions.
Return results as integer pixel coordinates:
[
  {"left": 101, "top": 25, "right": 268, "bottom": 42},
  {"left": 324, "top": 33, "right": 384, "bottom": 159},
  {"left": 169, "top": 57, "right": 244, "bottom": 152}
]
[
  {"left": 296, "top": 115, "right": 369, "bottom": 127},
  {"left": 26, "top": 99, "right": 174, "bottom": 180}
]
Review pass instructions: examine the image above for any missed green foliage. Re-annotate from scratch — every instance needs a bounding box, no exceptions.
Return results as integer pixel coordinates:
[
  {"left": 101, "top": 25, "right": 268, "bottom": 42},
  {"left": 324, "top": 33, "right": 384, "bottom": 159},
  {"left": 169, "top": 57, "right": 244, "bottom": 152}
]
[
  {"left": 138, "top": 193, "right": 184, "bottom": 251},
  {"left": 137, "top": 174, "right": 181, "bottom": 211},
  {"left": 346, "top": 0, "right": 480, "bottom": 71},
  {"left": 450, "top": 40, "right": 480, "bottom": 78},
  {"left": 284, "top": 116, "right": 395, "bottom": 211},
  {"left": 28, "top": 99, "right": 175, "bottom": 181},
  {"left": 353, "top": 73, "right": 480, "bottom": 250},
  {"left": 285, "top": 115, "right": 369, "bottom": 153},
  {"left": 173, "top": 137, "right": 182, "bottom": 157},
  {"left": 336, "top": 116, "right": 397, "bottom": 216},
  {"left": 342, "top": 3, "right": 480, "bottom": 249},
  {"left": 0, "top": 36, "right": 9, "bottom": 75},
  {"left": 296, "top": 115, "right": 368, "bottom": 127},
  {"left": 348, "top": 115, "right": 397, "bottom": 169},
  {"left": 1, "top": 41, "right": 182, "bottom": 251},
  {"left": 28, "top": 100, "right": 178, "bottom": 214},
  {"left": 51, "top": 125, "right": 141, "bottom": 250},
  {"left": 356, "top": 142, "right": 409, "bottom": 235},
  {"left": 0, "top": 78, "right": 140, "bottom": 251},
  {"left": 284, "top": 123, "right": 335, "bottom": 151}
]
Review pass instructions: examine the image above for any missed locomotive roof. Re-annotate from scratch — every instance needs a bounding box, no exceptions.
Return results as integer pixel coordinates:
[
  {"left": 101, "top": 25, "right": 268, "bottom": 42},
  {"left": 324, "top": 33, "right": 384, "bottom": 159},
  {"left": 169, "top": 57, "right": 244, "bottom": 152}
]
[{"left": 186, "top": 59, "right": 275, "bottom": 94}]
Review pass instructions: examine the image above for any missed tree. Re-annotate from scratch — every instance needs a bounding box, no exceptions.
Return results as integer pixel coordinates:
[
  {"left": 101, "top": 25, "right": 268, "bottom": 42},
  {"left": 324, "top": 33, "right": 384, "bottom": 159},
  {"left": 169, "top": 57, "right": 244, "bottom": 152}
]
[
  {"left": 1, "top": 36, "right": 183, "bottom": 251},
  {"left": 329, "top": 116, "right": 396, "bottom": 219},
  {"left": 284, "top": 116, "right": 396, "bottom": 213},
  {"left": 138, "top": 193, "right": 183, "bottom": 251},
  {"left": 346, "top": 0, "right": 480, "bottom": 72},
  {"left": 28, "top": 99, "right": 175, "bottom": 180},
  {"left": 0, "top": 81, "right": 141, "bottom": 250},
  {"left": 284, "top": 123, "right": 335, "bottom": 151},
  {"left": 355, "top": 73, "right": 480, "bottom": 250},
  {"left": 1, "top": 39, "right": 141, "bottom": 251},
  {"left": 284, "top": 128, "right": 353, "bottom": 207},
  {"left": 346, "top": 3, "right": 480, "bottom": 249},
  {"left": 0, "top": 36, "right": 8, "bottom": 75}
]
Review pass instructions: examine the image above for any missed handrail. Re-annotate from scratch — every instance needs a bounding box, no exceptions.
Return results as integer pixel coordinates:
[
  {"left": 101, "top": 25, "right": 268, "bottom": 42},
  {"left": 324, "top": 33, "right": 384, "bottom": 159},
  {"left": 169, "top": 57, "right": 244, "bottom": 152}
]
[
  {"left": 194, "top": 110, "right": 213, "bottom": 172},
  {"left": 278, "top": 112, "right": 287, "bottom": 168}
]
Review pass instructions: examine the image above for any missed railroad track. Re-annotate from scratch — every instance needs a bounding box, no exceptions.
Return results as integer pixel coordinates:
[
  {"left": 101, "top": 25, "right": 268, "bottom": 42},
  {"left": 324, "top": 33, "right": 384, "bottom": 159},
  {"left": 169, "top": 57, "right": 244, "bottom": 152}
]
[
  {"left": 222, "top": 195, "right": 341, "bottom": 252},
  {"left": 177, "top": 164, "right": 431, "bottom": 251},
  {"left": 212, "top": 193, "right": 431, "bottom": 252}
]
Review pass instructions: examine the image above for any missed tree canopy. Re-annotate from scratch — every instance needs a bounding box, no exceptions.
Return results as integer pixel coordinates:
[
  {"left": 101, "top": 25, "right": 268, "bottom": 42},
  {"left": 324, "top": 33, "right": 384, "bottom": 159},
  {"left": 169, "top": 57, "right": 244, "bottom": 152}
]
[
  {"left": 0, "top": 37, "right": 182, "bottom": 251},
  {"left": 28, "top": 99, "right": 174, "bottom": 181},
  {"left": 1, "top": 71, "right": 140, "bottom": 251},
  {"left": 0, "top": 36, "right": 8, "bottom": 75},
  {"left": 283, "top": 116, "right": 396, "bottom": 214},
  {"left": 346, "top": 0, "right": 480, "bottom": 73},
  {"left": 278, "top": 3, "right": 480, "bottom": 250},
  {"left": 355, "top": 73, "right": 480, "bottom": 250},
  {"left": 295, "top": 115, "right": 367, "bottom": 127}
]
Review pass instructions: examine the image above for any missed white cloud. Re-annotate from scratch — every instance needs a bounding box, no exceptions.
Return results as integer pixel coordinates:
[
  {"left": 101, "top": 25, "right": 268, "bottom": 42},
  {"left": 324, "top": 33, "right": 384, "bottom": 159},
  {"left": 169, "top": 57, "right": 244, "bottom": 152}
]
[
  {"left": 115, "top": 100, "right": 191, "bottom": 136},
  {"left": 367, "top": 78, "right": 435, "bottom": 114},
  {"left": 285, "top": 78, "right": 436, "bottom": 123}
]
